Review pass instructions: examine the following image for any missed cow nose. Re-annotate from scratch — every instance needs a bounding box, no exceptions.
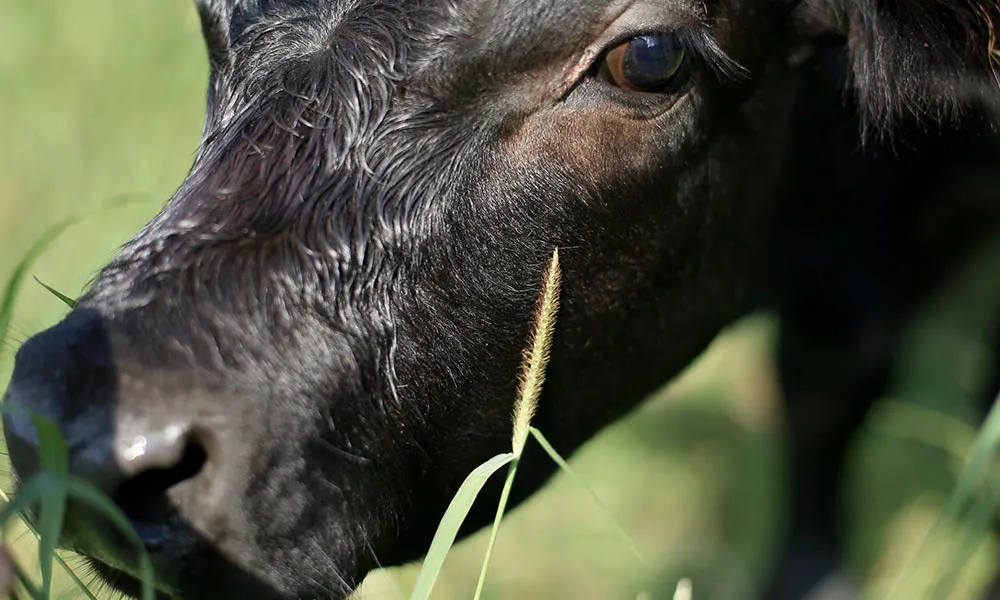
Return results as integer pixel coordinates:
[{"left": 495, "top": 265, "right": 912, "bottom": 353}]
[
  {"left": 2, "top": 311, "right": 210, "bottom": 549},
  {"left": 5, "top": 412, "right": 209, "bottom": 521}
]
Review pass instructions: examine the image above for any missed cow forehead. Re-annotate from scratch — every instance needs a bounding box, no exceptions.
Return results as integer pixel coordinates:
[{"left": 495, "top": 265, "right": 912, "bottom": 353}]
[
  {"left": 208, "top": 0, "right": 739, "bottom": 125},
  {"left": 225, "top": 0, "right": 716, "bottom": 62},
  {"left": 228, "top": 0, "right": 667, "bottom": 27}
]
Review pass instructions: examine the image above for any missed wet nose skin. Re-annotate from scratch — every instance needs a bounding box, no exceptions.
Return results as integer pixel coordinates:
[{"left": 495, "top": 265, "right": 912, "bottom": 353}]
[
  {"left": 4, "top": 310, "right": 114, "bottom": 429},
  {"left": 5, "top": 311, "right": 116, "bottom": 487},
  {"left": 3, "top": 311, "right": 112, "bottom": 486}
]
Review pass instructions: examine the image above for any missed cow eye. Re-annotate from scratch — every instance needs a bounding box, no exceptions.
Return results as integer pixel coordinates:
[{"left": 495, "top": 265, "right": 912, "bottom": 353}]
[{"left": 595, "top": 33, "right": 688, "bottom": 93}]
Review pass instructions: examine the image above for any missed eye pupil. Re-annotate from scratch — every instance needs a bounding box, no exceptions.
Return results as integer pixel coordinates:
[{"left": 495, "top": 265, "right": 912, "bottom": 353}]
[{"left": 622, "top": 34, "right": 687, "bottom": 91}]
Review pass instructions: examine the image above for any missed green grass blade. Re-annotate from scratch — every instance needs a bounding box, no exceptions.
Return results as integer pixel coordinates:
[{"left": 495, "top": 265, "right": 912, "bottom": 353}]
[
  {"left": 943, "top": 392, "right": 1000, "bottom": 516},
  {"left": 929, "top": 479, "right": 997, "bottom": 598},
  {"left": 0, "top": 193, "right": 151, "bottom": 359},
  {"left": 0, "top": 217, "right": 79, "bottom": 361},
  {"left": 1, "top": 476, "right": 47, "bottom": 600},
  {"left": 0, "top": 478, "right": 44, "bottom": 527},
  {"left": 65, "top": 478, "right": 156, "bottom": 600},
  {"left": 33, "top": 278, "right": 77, "bottom": 310},
  {"left": 51, "top": 556, "right": 99, "bottom": 600},
  {"left": 408, "top": 452, "right": 514, "bottom": 600},
  {"left": 885, "top": 392, "right": 1000, "bottom": 600},
  {"left": 872, "top": 400, "right": 977, "bottom": 463},
  {"left": 0, "top": 482, "right": 98, "bottom": 600},
  {"left": 472, "top": 249, "right": 562, "bottom": 598},
  {"left": 471, "top": 457, "right": 520, "bottom": 600},
  {"left": 0, "top": 404, "right": 99, "bottom": 599},
  {"left": 13, "top": 559, "right": 42, "bottom": 600},
  {"left": 530, "top": 427, "right": 645, "bottom": 564},
  {"left": 31, "top": 416, "right": 70, "bottom": 598}
]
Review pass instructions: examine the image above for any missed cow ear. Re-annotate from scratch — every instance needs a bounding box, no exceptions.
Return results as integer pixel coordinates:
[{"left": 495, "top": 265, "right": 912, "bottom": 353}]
[
  {"left": 195, "top": 0, "right": 237, "bottom": 66},
  {"left": 795, "top": 0, "right": 1000, "bottom": 132}
]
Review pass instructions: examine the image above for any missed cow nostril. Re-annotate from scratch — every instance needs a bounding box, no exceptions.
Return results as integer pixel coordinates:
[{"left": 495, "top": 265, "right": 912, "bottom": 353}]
[{"left": 113, "top": 439, "right": 208, "bottom": 523}]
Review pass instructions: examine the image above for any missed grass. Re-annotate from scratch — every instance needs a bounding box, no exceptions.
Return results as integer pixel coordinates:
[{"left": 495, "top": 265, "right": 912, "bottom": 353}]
[{"left": 4, "top": 1, "right": 1000, "bottom": 600}]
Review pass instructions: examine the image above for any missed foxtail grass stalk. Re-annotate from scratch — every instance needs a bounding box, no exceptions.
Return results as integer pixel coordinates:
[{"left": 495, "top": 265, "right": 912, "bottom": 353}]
[{"left": 473, "top": 249, "right": 562, "bottom": 600}]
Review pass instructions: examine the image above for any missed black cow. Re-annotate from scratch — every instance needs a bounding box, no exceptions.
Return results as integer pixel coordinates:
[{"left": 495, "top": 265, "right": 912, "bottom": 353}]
[{"left": 4, "top": 0, "right": 1000, "bottom": 599}]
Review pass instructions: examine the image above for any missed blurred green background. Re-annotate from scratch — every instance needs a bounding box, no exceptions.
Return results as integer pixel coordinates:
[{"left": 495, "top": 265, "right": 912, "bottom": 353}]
[{"left": 2, "top": 2, "right": 1000, "bottom": 599}]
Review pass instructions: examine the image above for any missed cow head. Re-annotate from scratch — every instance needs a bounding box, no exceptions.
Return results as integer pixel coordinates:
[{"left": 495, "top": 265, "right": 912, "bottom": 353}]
[{"left": 3, "top": 0, "right": 997, "bottom": 598}]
